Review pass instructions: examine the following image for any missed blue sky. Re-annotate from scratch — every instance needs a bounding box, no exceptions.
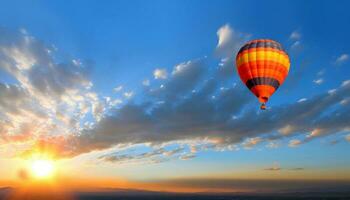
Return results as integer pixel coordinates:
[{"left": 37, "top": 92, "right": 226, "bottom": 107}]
[
  {"left": 0, "top": 0, "right": 350, "bottom": 192},
  {"left": 2, "top": 0, "right": 349, "bottom": 97}
]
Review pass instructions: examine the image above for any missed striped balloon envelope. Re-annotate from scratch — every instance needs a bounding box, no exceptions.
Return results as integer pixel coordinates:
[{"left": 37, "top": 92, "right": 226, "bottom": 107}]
[{"left": 235, "top": 39, "right": 290, "bottom": 110}]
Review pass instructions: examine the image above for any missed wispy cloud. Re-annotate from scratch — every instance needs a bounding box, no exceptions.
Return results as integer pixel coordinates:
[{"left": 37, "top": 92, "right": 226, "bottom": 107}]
[
  {"left": 313, "top": 78, "right": 324, "bottom": 85},
  {"left": 289, "top": 139, "right": 302, "bottom": 147},
  {"left": 289, "top": 30, "right": 302, "bottom": 52},
  {"left": 335, "top": 54, "right": 349, "bottom": 65},
  {"left": 289, "top": 30, "right": 302, "bottom": 40},
  {"left": 340, "top": 97, "right": 350, "bottom": 106},
  {"left": 99, "top": 146, "right": 191, "bottom": 164},
  {"left": 297, "top": 98, "right": 307, "bottom": 103},
  {"left": 65, "top": 77, "right": 350, "bottom": 158},
  {"left": 113, "top": 85, "right": 123, "bottom": 92},
  {"left": 290, "top": 41, "right": 301, "bottom": 50},
  {"left": 123, "top": 91, "right": 134, "bottom": 99},
  {"left": 342, "top": 80, "right": 350, "bottom": 87},
  {"left": 153, "top": 68, "right": 168, "bottom": 79},
  {"left": 266, "top": 140, "right": 280, "bottom": 148},
  {"left": 180, "top": 153, "right": 196, "bottom": 160},
  {"left": 215, "top": 24, "right": 250, "bottom": 77},
  {"left": 242, "top": 137, "right": 262, "bottom": 149},
  {"left": 0, "top": 27, "right": 103, "bottom": 145}
]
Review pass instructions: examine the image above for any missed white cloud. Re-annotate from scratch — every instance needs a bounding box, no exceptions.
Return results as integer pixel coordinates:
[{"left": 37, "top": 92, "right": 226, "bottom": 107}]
[
  {"left": 113, "top": 85, "right": 123, "bottom": 92},
  {"left": 328, "top": 89, "right": 337, "bottom": 95},
  {"left": 110, "top": 99, "right": 123, "bottom": 106},
  {"left": 72, "top": 59, "right": 82, "bottom": 66},
  {"left": 3, "top": 26, "right": 350, "bottom": 163},
  {"left": 290, "top": 41, "right": 301, "bottom": 50},
  {"left": 0, "top": 27, "right": 102, "bottom": 147},
  {"left": 153, "top": 68, "right": 168, "bottom": 79},
  {"left": 297, "top": 98, "right": 307, "bottom": 103},
  {"left": 123, "top": 91, "right": 134, "bottom": 99},
  {"left": 215, "top": 24, "right": 250, "bottom": 78},
  {"left": 57, "top": 62, "right": 350, "bottom": 158},
  {"left": 335, "top": 54, "right": 349, "bottom": 65},
  {"left": 266, "top": 140, "right": 280, "bottom": 149},
  {"left": 216, "top": 24, "right": 233, "bottom": 50},
  {"left": 215, "top": 24, "right": 250, "bottom": 58},
  {"left": 313, "top": 78, "right": 324, "bottom": 85},
  {"left": 92, "top": 101, "right": 105, "bottom": 121},
  {"left": 289, "top": 30, "right": 302, "bottom": 51},
  {"left": 340, "top": 98, "right": 349, "bottom": 106},
  {"left": 99, "top": 145, "right": 189, "bottom": 164},
  {"left": 1, "top": 45, "right": 36, "bottom": 70},
  {"left": 105, "top": 97, "right": 123, "bottom": 107},
  {"left": 342, "top": 80, "right": 350, "bottom": 87},
  {"left": 289, "top": 30, "right": 301, "bottom": 40}
]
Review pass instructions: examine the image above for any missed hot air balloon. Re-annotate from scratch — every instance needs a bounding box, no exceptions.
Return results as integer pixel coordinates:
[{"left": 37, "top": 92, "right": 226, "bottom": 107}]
[{"left": 235, "top": 39, "right": 290, "bottom": 110}]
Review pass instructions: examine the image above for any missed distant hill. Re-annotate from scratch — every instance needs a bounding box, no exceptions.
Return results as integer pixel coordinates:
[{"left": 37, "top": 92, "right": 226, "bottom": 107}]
[
  {"left": 73, "top": 187, "right": 171, "bottom": 196},
  {"left": 1, "top": 187, "right": 350, "bottom": 200},
  {"left": 0, "top": 187, "right": 12, "bottom": 199}
]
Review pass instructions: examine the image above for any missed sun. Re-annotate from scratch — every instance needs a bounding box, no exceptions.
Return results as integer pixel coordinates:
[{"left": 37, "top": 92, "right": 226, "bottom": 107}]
[{"left": 30, "top": 159, "right": 55, "bottom": 179}]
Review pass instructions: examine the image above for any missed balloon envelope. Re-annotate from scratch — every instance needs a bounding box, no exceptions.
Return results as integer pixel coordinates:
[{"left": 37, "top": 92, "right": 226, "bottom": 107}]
[{"left": 235, "top": 39, "right": 290, "bottom": 109}]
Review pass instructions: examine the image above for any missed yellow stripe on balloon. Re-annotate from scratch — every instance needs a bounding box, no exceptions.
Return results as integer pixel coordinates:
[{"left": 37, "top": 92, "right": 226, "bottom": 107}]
[{"left": 236, "top": 50, "right": 290, "bottom": 70}]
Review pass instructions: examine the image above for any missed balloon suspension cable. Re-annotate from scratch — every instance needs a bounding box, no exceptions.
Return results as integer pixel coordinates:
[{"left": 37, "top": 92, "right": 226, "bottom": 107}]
[{"left": 260, "top": 103, "right": 266, "bottom": 110}]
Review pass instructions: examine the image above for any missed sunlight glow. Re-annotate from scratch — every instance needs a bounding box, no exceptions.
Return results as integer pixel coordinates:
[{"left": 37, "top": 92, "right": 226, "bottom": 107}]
[{"left": 30, "top": 159, "right": 55, "bottom": 179}]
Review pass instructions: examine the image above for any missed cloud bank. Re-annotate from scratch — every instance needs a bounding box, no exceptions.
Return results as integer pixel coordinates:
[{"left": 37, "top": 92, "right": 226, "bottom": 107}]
[{"left": 0, "top": 25, "right": 349, "bottom": 164}]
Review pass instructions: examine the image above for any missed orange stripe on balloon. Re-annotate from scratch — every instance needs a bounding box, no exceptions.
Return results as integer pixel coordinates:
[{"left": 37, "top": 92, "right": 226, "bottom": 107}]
[
  {"left": 237, "top": 61, "right": 290, "bottom": 73},
  {"left": 237, "top": 62, "right": 289, "bottom": 83}
]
